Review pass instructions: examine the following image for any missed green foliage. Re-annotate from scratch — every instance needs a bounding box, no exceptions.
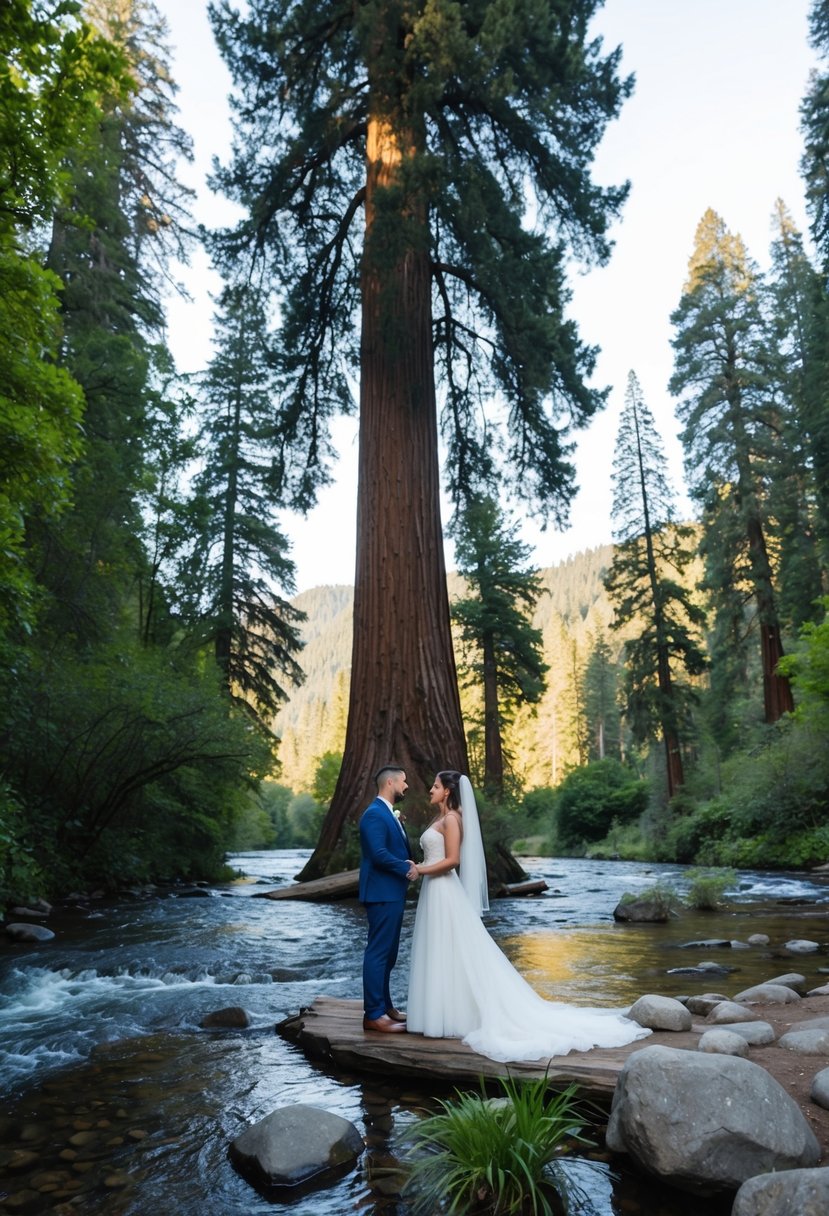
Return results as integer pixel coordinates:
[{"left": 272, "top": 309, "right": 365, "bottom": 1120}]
[
  {"left": 0, "top": 780, "right": 45, "bottom": 905},
  {"left": 779, "top": 597, "right": 829, "bottom": 728},
  {"left": 618, "top": 884, "right": 682, "bottom": 917},
  {"left": 554, "top": 760, "right": 648, "bottom": 851},
  {"left": 684, "top": 867, "right": 736, "bottom": 910},
  {"left": 405, "top": 1077, "right": 587, "bottom": 1216},
  {"left": 312, "top": 751, "right": 343, "bottom": 806},
  {"left": 287, "top": 793, "right": 326, "bottom": 849}
]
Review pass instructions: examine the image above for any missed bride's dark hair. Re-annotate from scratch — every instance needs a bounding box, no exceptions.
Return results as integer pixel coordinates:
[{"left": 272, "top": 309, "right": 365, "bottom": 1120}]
[{"left": 437, "top": 769, "right": 463, "bottom": 811}]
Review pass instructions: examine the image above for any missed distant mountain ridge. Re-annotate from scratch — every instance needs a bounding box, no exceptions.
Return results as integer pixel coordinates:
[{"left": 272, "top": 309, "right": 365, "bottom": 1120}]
[{"left": 274, "top": 544, "right": 616, "bottom": 791}]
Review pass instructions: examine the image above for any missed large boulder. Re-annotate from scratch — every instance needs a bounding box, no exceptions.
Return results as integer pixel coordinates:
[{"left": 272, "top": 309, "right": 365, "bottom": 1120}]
[
  {"left": 763, "top": 972, "right": 806, "bottom": 992},
  {"left": 613, "top": 897, "right": 671, "bottom": 923},
  {"left": 200, "top": 1007, "right": 251, "bottom": 1029},
  {"left": 705, "top": 1001, "right": 759, "bottom": 1025},
  {"left": 732, "top": 1167, "right": 829, "bottom": 1216},
  {"left": 810, "top": 1068, "right": 829, "bottom": 1110},
  {"left": 628, "top": 995, "right": 692, "bottom": 1032},
  {"left": 229, "top": 1104, "right": 363, "bottom": 1190},
  {"left": 5, "top": 922, "right": 55, "bottom": 943},
  {"left": 777, "top": 1028, "right": 829, "bottom": 1056},
  {"left": 605, "top": 1045, "right": 819, "bottom": 1195}
]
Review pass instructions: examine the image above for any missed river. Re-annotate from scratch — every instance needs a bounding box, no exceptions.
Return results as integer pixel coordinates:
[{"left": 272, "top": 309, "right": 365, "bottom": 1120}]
[{"left": 2, "top": 853, "right": 828, "bottom": 1214}]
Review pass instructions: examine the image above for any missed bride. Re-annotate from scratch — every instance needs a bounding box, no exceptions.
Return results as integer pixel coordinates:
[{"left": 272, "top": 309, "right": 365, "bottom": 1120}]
[{"left": 405, "top": 769, "right": 650, "bottom": 1063}]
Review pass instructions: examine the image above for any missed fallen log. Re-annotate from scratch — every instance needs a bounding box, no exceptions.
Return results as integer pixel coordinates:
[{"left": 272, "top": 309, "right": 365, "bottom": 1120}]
[
  {"left": 494, "top": 879, "right": 549, "bottom": 898},
  {"left": 255, "top": 869, "right": 360, "bottom": 902}
]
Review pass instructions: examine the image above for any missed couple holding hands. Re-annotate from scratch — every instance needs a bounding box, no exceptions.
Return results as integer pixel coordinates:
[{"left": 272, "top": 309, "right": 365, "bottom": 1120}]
[{"left": 358, "top": 765, "right": 649, "bottom": 1064}]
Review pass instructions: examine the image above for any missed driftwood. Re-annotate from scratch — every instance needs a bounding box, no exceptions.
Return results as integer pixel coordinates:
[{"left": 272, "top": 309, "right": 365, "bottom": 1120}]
[
  {"left": 494, "top": 879, "right": 549, "bottom": 898},
  {"left": 255, "top": 870, "right": 360, "bottom": 901}
]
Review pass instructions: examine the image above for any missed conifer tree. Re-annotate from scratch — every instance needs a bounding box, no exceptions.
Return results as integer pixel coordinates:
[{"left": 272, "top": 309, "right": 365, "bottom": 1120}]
[
  {"left": 581, "top": 630, "right": 621, "bottom": 761},
  {"left": 605, "top": 371, "right": 706, "bottom": 797},
  {"left": 184, "top": 280, "right": 305, "bottom": 726},
  {"left": 670, "top": 210, "right": 794, "bottom": 727},
  {"left": 209, "top": 0, "right": 631, "bottom": 874},
  {"left": 451, "top": 496, "right": 547, "bottom": 796}
]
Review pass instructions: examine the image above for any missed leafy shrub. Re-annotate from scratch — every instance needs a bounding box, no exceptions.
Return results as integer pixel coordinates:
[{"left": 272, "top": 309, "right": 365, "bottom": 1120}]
[
  {"left": 554, "top": 760, "right": 648, "bottom": 850},
  {"left": 0, "top": 780, "right": 45, "bottom": 906},
  {"left": 685, "top": 867, "right": 736, "bottom": 910},
  {"left": 405, "top": 1076, "right": 587, "bottom": 1216},
  {"left": 618, "top": 883, "right": 682, "bottom": 918}
]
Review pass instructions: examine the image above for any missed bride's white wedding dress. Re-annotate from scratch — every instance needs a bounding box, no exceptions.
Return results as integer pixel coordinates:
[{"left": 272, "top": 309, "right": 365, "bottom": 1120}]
[{"left": 406, "top": 826, "right": 650, "bottom": 1063}]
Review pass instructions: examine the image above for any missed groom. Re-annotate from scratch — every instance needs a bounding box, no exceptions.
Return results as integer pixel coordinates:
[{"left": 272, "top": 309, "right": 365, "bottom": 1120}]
[{"left": 359, "top": 765, "right": 418, "bottom": 1033}]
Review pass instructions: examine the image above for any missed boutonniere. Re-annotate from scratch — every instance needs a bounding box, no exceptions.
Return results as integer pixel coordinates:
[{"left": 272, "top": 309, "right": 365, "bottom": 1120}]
[{"left": 393, "top": 809, "right": 404, "bottom": 822}]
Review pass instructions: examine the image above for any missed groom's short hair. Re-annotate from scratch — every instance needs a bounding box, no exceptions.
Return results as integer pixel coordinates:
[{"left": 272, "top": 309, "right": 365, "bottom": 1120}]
[{"left": 375, "top": 764, "right": 404, "bottom": 787}]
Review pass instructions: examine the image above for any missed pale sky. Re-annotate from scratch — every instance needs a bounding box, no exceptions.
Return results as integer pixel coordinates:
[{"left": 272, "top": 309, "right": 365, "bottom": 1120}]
[{"left": 158, "top": 0, "right": 817, "bottom": 593}]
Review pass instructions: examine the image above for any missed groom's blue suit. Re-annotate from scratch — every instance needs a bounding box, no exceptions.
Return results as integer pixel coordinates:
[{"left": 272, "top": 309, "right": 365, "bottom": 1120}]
[{"left": 359, "top": 797, "right": 412, "bottom": 1020}]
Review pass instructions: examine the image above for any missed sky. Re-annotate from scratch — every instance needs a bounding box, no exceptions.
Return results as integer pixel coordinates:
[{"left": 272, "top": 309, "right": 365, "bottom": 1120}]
[{"left": 157, "top": 0, "right": 818, "bottom": 593}]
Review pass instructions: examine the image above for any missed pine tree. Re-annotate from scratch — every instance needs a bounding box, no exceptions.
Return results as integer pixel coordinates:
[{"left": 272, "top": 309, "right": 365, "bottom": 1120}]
[
  {"left": 209, "top": 0, "right": 631, "bottom": 874},
  {"left": 670, "top": 210, "right": 794, "bottom": 726},
  {"left": 450, "top": 496, "right": 547, "bottom": 796},
  {"left": 581, "top": 629, "right": 621, "bottom": 761},
  {"left": 604, "top": 371, "right": 706, "bottom": 797},
  {"left": 184, "top": 280, "right": 305, "bottom": 726}
]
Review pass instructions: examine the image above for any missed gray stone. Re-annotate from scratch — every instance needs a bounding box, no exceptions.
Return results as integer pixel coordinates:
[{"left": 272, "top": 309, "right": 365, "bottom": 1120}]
[
  {"left": 229, "top": 1104, "right": 363, "bottom": 1189},
  {"left": 200, "top": 1006, "right": 251, "bottom": 1029},
  {"left": 9, "top": 906, "right": 49, "bottom": 919},
  {"left": 667, "top": 965, "right": 732, "bottom": 977},
  {"left": 811, "top": 1068, "right": 829, "bottom": 1110},
  {"left": 606, "top": 1045, "right": 820, "bottom": 1195},
  {"left": 730, "top": 940, "right": 751, "bottom": 949},
  {"left": 747, "top": 934, "right": 770, "bottom": 946},
  {"left": 732, "top": 1167, "right": 829, "bottom": 1216},
  {"left": 732, "top": 983, "right": 801, "bottom": 1005},
  {"left": 797, "top": 1016, "right": 829, "bottom": 1031},
  {"left": 721, "top": 1022, "right": 777, "bottom": 1046},
  {"left": 613, "top": 897, "right": 671, "bottom": 923},
  {"left": 763, "top": 972, "right": 806, "bottom": 992},
  {"left": 777, "top": 1028, "right": 829, "bottom": 1055},
  {"left": 697, "top": 1029, "right": 749, "bottom": 1056},
  {"left": 5, "top": 922, "right": 55, "bottom": 943},
  {"left": 628, "top": 994, "right": 692, "bottom": 1032},
  {"left": 677, "top": 939, "right": 732, "bottom": 949},
  {"left": 806, "top": 983, "right": 829, "bottom": 996},
  {"left": 704, "top": 1001, "right": 760, "bottom": 1025},
  {"left": 784, "top": 939, "right": 820, "bottom": 953},
  {"left": 685, "top": 994, "right": 730, "bottom": 1016}
]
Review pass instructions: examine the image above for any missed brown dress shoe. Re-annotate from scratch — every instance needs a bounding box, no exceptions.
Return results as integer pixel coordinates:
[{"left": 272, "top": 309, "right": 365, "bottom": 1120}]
[
  {"left": 386, "top": 1007, "right": 407, "bottom": 1022},
  {"left": 363, "top": 1014, "right": 407, "bottom": 1033}
]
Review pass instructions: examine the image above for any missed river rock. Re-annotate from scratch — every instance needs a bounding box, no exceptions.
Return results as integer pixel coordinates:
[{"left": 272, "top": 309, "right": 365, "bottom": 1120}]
[
  {"left": 719, "top": 1022, "right": 776, "bottom": 1046},
  {"left": 797, "top": 1016, "right": 829, "bottom": 1031},
  {"left": 667, "top": 965, "right": 732, "bottom": 977},
  {"left": 732, "top": 983, "right": 801, "bottom": 1005},
  {"left": 705, "top": 1001, "right": 759, "bottom": 1025},
  {"left": 677, "top": 939, "right": 732, "bottom": 949},
  {"left": 200, "top": 1006, "right": 251, "bottom": 1029},
  {"left": 685, "top": 994, "right": 730, "bottom": 1016},
  {"left": 806, "top": 982, "right": 829, "bottom": 996},
  {"left": 628, "top": 995, "right": 692, "bottom": 1031},
  {"left": 613, "top": 897, "right": 671, "bottom": 923},
  {"left": 763, "top": 972, "right": 806, "bottom": 992},
  {"left": 5, "top": 922, "right": 55, "bottom": 943},
  {"left": 605, "top": 1045, "right": 820, "bottom": 1195},
  {"left": 811, "top": 1068, "right": 829, "bottom": 1110},
  {"left": 10, "top": 906, "right": 49, "bottom": 919},
  {"left": 229, "top": 1104, "right": 363, "bottom": 1189},
  {"left": 777, "top": 1028, "right": 829, "bottom": 1055},
  {"left": 175, "top": 887, "right": 213, "bottom": 898},
  {"left": 747, "top": 934, "right": 770, "bottom": 946},
  {"left": 697, "top": 1029, "right": 749, "bottom": 1056},
  {"left": 784, "top": 939, "right": 820, "bottom": 953},
  {"left": 732, "top": 1167, "right": 829, "bottom": 1216}
]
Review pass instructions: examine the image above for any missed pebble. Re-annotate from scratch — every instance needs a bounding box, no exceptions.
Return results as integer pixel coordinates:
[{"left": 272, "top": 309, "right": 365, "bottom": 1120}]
[{"left": 103, "top": 1173, "right": 131, "bottom": 1188}]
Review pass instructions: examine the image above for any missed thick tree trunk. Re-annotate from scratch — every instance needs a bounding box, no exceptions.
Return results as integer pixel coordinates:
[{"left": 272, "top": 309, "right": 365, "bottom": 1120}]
[{"left": 298, "top": 109, "right": 468, "bottom": 879}]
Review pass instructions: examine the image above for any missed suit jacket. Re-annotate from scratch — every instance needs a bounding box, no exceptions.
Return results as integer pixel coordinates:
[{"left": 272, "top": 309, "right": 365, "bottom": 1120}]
[{"left": 359, "top": 797, "right": 412, "bottom": 903}]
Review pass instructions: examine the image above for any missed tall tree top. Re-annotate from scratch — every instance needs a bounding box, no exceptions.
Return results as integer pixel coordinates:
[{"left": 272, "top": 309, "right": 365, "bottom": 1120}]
[{"left": 210, "top": 0, "right": 632, "bottom": 517}]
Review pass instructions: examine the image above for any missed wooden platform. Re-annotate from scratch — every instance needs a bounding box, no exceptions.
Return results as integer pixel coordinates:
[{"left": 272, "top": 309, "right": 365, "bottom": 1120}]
[{"left": 276, "top": 993, "right": 829, "bottom": 1150}]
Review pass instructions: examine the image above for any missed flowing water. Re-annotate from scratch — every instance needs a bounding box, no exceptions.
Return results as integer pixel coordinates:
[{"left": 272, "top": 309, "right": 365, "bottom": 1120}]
[{"left": 2, "top": 852, "right": 829, "bottom": 1215}]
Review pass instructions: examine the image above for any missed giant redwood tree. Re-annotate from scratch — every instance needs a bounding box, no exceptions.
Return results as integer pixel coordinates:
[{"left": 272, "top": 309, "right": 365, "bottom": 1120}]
[{"left": 210, "top": 0, "right": 632, "bottom": 876}]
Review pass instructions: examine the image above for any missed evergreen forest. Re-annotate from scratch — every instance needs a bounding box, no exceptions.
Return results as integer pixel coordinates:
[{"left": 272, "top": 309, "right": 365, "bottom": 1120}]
[{"left": 2, "top": 0, "right": 829, "bottom": 902}]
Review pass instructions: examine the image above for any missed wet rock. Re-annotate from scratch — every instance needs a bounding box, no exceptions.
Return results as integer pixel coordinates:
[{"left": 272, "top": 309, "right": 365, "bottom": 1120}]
[
  {"left": 705, "top": 1001, "right": 760, "bottom": 1025},
  {"left": 628, "top": 994, "right": 692, "bottom": 1032},
  {"left": 697, "top": 1029, "right": 749, "bottom": 1056},
  {"left": 7, "top": 1150, "right": 39, "bottom": 1171},
  {"left": 677, "top": 939, "right": 731, "bottom": 949},
  {"left": 5, "top": 922, "right": 55, "bottom": 943},
  {"left": 9, "top": 906, "right": 49, "bottom": 919},
  {"left": 103, "top": 1173, "right": 131, "bottom": 1188},
  {"left": 730, "top": 940, "right": 751, "bottom": 949},
  {"left": 763, "top": 972, "right": 806, "bottom": 992},
  {"left": 2, "top": 1190, "right": 41, "bottom": 1211},
  {"left": 732, "top": 983, "right": 801, "bottom": 1005},
  {"left": 732, "top": 1166, "right": 829, "bottom": 1216},
  {"left": 747, "top": 934, "right": 770, "bottom": 946},
  {"left": 777, "top": 1028, "right": 829, "bottom": 1055},
  {"left": 200, "top": 1006, "right": 251, "bottom": 1029},
  {"left": 721, "top": 1022, "right": 776, "bottom": 1046},
  {"left": 806, "top": 982, "right": 829, "bottom": 996},
  {"left": 606, "top": 1045, "right": 820, "bottom": 1195},
  {"left": 612, "top": 896, "right": 672, "bottom": 923},
  {"left": 784, "top": 939, "right": 820, "bottom": 953},
  {"left": 175, "top": 887, "right": 213, "bottom": 897},
  {"left": 810, "top": 1068, "right": 829, "bottom": 1109},
  {"left": 229, "top": 1104, "right": 363, "bottom": 1190}
]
